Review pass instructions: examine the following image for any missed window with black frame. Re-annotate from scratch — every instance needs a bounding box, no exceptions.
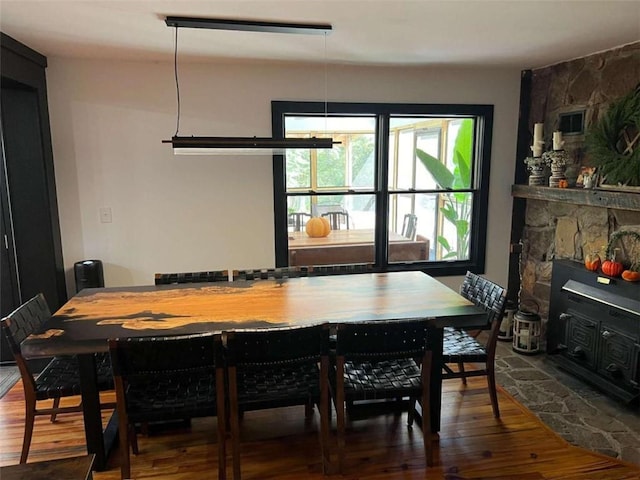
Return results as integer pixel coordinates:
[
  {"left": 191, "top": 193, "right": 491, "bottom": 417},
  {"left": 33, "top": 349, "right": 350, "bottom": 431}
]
[{"left": 272, "top": 102, "right": 493, "bottom": 276}]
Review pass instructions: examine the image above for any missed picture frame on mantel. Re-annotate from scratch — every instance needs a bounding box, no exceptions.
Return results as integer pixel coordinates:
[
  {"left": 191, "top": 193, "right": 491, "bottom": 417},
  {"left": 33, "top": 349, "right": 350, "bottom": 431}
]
[{"left": 576, "top": 166, "right": 597, "bottom": 189}]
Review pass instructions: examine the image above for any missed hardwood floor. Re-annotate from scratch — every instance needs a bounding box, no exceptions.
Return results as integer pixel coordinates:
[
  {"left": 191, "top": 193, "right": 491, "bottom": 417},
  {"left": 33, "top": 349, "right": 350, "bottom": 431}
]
[{"left": 1, "top": 377, "right": 638, "bottom": 479}]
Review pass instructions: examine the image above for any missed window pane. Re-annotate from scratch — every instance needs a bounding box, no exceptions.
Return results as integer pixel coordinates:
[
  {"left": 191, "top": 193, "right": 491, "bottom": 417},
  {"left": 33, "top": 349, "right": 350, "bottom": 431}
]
[
  {"left": 284, "top": 116, "right": 376, "bottom": 191},
  {"left": 287, "top": 194, "right": 376, "bottom": 266},
  {"left": 445, "top": 119, "right": 474, "bottom": 189},
  {"left": 317, "top": 144, "right": 347, "bottom": 188},
  {"left": 389, "top": 117, "right": 475, "bottom": 191},
  {"left": 388, "top": 192, "right": 472, "bottom": 263},
  {"left": 286, "top": 149, "right": 311, "bottom": 189},
  {"left": 388, "top": 193, "right": 437, "bottom": 263}
]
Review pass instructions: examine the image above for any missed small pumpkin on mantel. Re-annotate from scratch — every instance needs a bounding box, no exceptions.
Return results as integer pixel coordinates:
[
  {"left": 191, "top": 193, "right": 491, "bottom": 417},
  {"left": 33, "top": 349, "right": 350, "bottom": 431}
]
[
  {"left": 602, "top": 258, "right": 624, "bottom": 277},
  {"left": 584, "top": 251, "right": 601, "bottom": 272},
  {"left": 305, "top": 216, "right": 331, "bottom": 238},
  {"left": 622, "top": 262, "right": 640, "bottom": 282}
]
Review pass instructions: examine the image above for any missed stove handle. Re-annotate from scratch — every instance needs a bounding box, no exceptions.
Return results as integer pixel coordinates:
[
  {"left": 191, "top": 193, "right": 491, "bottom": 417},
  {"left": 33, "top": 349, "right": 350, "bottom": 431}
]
[
  {"left": 567, "top": 346, "right": 584, "bottom": 359},
  {"left": 605, "top": 363, "right": 623, "bottom": 378}
]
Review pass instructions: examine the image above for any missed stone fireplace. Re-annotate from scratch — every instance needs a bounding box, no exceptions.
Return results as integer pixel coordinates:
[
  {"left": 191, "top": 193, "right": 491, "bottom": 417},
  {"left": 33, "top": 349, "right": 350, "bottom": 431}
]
[{"left": 510, "top": 41, "right": 640, "bottom": 342}]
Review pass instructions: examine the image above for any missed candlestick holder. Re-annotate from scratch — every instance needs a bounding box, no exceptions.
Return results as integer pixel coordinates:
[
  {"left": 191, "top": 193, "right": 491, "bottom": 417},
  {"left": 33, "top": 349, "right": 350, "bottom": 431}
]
[
  {"left": 524, "top": 156, "right": 547, "bottom": 186},
  {"left": 543, "top": 150, "right": 568, "bottom": 187}
]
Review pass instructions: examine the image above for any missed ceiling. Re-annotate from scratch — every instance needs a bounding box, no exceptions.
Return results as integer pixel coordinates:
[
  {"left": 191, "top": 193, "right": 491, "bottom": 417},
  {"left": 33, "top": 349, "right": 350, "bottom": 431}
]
[{"left": 1, "top": 1, "right": 638, "bottom": 69}]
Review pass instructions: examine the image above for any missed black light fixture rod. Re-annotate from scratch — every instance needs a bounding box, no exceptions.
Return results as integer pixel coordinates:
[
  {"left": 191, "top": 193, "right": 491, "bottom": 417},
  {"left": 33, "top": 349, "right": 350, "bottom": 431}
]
[
  {"left": 163, "top": 136, "right": 338, "bottom": 149},
  {"left": 165, "top": 16, "right": 332, "bottom": 35}
]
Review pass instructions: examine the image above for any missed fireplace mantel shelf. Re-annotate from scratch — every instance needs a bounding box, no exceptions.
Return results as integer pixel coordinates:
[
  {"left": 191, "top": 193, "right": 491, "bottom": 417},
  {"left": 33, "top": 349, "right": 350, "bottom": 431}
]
[{"left": 511, "top": 185, "right": 640, "bottom": 212}]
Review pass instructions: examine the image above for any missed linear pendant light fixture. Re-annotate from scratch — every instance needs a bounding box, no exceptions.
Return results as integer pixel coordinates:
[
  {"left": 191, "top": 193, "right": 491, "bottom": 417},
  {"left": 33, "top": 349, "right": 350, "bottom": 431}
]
[{"left": 162, "top": 16, "right": 338, "bottom": 155}]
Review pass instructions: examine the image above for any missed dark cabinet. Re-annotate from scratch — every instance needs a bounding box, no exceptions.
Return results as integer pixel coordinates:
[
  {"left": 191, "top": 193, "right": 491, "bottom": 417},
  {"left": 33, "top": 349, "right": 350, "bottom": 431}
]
[{"left": 548, "top": 259, "right": 640, "bottom": 404}]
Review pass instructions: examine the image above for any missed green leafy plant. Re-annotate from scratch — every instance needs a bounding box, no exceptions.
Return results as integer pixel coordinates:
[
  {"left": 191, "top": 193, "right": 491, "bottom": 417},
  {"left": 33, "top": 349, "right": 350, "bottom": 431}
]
[{"left": 416, "top": 120, "right": 473, "bottom": 260}]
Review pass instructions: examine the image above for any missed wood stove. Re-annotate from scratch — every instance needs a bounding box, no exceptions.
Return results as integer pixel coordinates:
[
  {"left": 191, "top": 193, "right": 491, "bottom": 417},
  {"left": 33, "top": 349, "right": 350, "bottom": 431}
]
[{"left": 548, "top": 259, "right": 640, "bottom": 404}]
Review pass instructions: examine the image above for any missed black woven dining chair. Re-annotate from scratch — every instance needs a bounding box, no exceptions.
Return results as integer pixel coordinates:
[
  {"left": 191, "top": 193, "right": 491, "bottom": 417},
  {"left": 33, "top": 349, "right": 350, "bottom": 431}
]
[
  {"left": 442, "top": 272, "right": 507, "bottom": 418},
  {"left": 307, "top": 263, "right": 374, "bottom": 276},
  {"left": 232, "top": 266, "right": 309, "bottom": 280},
  {"left": 0, "top": 293, "right": 115, "bottom": 464},
  {"left": 332, "top": 319, "right": 434, "bottom": 472},
  {"left": 108, "top": 333, "right": 226, "bottom": 480},
  {"left": 224, "top": 323, "right": 331, "bottom": 479},
  {"left": 154, "top": 269, "right": 229, "bottom": 285}
]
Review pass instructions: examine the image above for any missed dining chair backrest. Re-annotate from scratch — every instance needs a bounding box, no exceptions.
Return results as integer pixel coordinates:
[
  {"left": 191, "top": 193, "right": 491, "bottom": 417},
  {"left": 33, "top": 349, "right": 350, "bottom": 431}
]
[
  {"left": 288, "top": 212, "right": 311, "bottom": 232},
  {"left": 322, "top": 211, "right": 350, "bottom": 230},
  {"left": 154, "top": 270, "right": 229, "bottom": 285},
  {"left": 225, "top": 323, "right": 330, "bottom": 367},
  {"left": 460, "top": 271, "right": 506, "bottom": 328},
  {"left": 232, "top": 266, "right": 309, "bottom": 281},
  {"left": 307, "top": 263, "right": 373, "bottom": 276},
  {"left": 1, "top": 293, "right": 51, "bottom": 390},
  {"left": 334, "top": 319, "right": 430, "bottom": 360}
]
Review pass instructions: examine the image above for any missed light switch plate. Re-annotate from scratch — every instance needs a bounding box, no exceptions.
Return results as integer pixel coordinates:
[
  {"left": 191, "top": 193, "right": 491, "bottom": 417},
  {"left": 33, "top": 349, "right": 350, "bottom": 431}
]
[{"left": 100, "top": 207, "right": 112, "bottom": 223}]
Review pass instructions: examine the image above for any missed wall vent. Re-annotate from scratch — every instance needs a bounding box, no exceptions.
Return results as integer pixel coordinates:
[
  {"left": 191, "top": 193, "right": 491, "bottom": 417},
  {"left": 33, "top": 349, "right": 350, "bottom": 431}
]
[{"left": 558, "top": 111, "right": 585, "bottom": 135}]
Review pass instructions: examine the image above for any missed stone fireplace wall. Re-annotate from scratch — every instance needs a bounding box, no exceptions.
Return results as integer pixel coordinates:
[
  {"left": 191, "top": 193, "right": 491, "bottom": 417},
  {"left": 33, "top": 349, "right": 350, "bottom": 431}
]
[{"left": 518, "top": 42, "right": 640, "bottom": 330}]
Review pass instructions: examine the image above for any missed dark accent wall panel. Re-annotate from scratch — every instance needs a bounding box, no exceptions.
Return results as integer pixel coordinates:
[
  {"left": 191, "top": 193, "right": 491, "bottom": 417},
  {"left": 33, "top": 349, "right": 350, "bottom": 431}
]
[{"left": 1, "top": 32, "right": 66, "bottom": 313}]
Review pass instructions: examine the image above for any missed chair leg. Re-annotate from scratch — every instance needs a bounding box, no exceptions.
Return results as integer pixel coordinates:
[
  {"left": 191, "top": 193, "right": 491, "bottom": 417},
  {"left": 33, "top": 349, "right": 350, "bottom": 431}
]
[
  {"left": 458, "top": 361, "right": 467, "bottom": 385},
  {"left": 319, "top": 357, "right": 331, "bottom": 475},
  {"left": 487, "top": 368, "right": 500, "bottom": 419},
  {"left": 50, "top": 398, "right": 60, "bottom": 422},
  {"left": 407, "top": 397, "right": 415, "bottom": 427},
  {"left": 336, "top": 360, "right": 346, "bottom": 473},
  {"left": 229, "top": 368, "right": 242, "bottom": 480},
  {"left": 20, "top": 400, "right": 36, "bottom": 464},
  {"left": 118, "top": 415, "right": 131, "bottom": 479},
  {"left": 422, "top": 351, "right": 434, "bottom": 467},
  {"left": 129, "top": 425, "right": 139, "bottom": 455}
]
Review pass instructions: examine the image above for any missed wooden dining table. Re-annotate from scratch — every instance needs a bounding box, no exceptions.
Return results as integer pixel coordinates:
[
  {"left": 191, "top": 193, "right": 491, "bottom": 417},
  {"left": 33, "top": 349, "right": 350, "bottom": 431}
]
[
  {"left": 20, "top": 271, "right": 487, "bottom": 470},
  {"left": 288, "top": 229, "right": 429, "bottom": 265}
]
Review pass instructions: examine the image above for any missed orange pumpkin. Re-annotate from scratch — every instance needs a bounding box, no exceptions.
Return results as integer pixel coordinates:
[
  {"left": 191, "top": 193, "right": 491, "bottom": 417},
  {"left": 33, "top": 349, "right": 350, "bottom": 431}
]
[
  {"left": 305, "top": 217, "right": 331, "bottom": 238},
  {"left": 584, "top": 252, "right": 601, "bottom": 272},
  {"left": 622, "top": 270, "right": 640, "bottom": 282},
  {"left": 601, "top": 260, "right": 624, "bottom": 277}
]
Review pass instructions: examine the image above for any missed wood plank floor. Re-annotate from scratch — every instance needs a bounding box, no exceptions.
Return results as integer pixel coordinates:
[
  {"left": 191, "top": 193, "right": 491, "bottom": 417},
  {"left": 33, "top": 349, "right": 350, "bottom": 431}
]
[{"left": 1, "top": 377, "right": 638, "bottom": 479}]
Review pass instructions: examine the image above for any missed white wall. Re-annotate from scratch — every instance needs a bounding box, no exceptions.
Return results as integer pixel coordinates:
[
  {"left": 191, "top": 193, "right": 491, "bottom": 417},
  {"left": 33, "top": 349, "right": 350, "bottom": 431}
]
[{"left": 46, "top": 58, "right": 520, "bottom": 295}]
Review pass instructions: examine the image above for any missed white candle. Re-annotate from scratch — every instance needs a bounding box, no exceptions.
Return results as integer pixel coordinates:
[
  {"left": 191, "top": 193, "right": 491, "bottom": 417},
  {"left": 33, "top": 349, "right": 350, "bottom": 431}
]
[
  {"left": 533, "top": 123, "right": 543, "bottom": 144},
  {"left": 553, "top": 131, "right": 564, "bottom": 151},
  {"left": 532, "top": 145, "right": 543, "bottom": 157}
]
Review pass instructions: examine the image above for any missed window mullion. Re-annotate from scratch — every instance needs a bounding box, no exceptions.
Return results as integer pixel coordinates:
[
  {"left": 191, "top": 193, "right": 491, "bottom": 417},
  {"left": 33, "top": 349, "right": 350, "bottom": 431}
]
[{"left": 375, "top": 114, "right": 390, "bottom": 268}]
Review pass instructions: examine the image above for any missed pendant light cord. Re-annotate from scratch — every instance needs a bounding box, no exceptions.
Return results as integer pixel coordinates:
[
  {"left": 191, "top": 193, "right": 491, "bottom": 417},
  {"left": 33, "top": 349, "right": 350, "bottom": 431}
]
[
  {"left": 173, "top": 26, "right": 181, "bottom": 137},
  {"left": 323, "top": 31, "right": 328, "bottom": 135}
]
